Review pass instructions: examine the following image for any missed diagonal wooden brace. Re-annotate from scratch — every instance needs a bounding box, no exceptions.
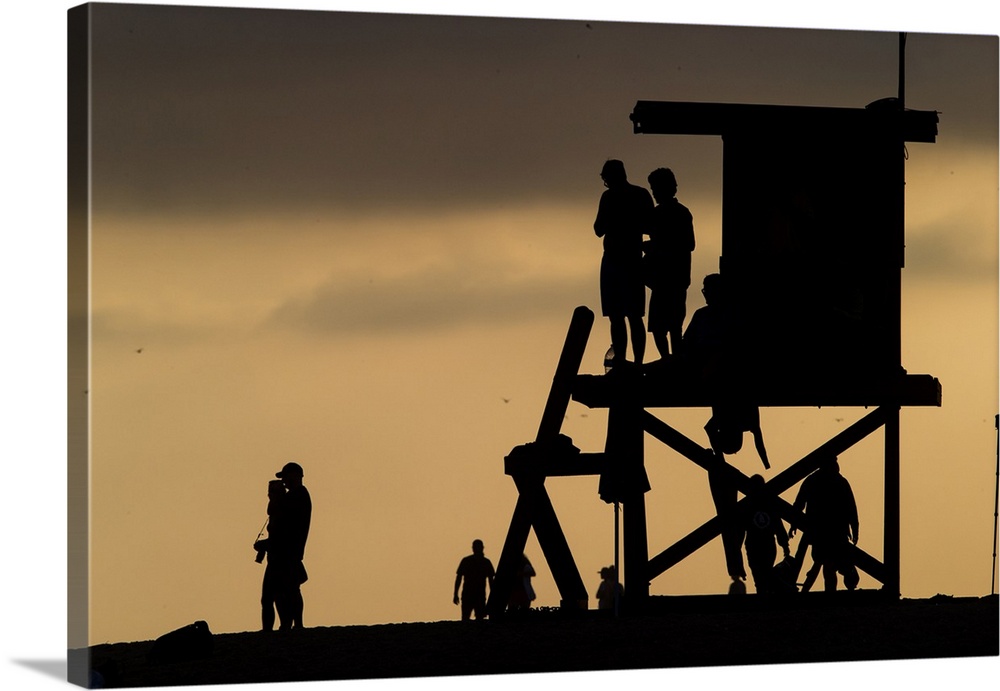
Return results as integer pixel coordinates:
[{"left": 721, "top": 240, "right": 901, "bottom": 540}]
[{"left": 646, "top": 407, "right": 890, "bottom": 580}]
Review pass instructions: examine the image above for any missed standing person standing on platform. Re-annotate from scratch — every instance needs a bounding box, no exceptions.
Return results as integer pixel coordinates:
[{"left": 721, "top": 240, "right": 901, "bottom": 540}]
[
  {"left": 453, "top": 539, "right": 495, "bottom": 620},
  {"left": 594, "top": 159, "right": 653, "bottom": 372},
  {"left": 644, "top": 167, "right": 695, "bottom": 359}
]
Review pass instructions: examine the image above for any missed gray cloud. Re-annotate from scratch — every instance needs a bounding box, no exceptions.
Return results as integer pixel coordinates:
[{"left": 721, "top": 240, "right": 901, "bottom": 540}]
[
  {"left": 265, "top": 263, "right": 594, "bottom": 335},
  {"left": 88, "top": 5, "right": 998, "bottom": 219}
]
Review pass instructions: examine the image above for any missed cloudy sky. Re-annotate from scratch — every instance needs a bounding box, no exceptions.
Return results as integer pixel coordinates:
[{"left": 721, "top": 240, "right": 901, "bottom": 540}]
[{"left": 3, "top": 2, "right": 999, "bottom": 690}]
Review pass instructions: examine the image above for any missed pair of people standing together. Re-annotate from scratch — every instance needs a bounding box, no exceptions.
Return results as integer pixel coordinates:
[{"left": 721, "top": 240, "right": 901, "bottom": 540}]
[
  {"left": 594, "top": 159, "right": 695, "bottom": 370},
  {"left": 257, "top": 461, "right": 312, "bottom": 631}
]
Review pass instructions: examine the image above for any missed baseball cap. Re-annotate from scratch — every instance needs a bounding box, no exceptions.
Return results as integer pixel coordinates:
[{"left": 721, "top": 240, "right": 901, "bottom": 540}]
[{"left": 276, "top": 462, "right": 304, "bottom": 478}]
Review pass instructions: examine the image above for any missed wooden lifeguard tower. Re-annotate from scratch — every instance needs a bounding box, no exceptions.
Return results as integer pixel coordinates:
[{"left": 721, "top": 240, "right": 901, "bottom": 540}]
[{"left": 487, "top": 95, "right": 941, "bottom": 616}]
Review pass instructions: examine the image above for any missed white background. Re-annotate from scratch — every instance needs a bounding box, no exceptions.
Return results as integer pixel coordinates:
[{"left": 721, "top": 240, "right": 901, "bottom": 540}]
[{"left": 1, "top": 1, "right": 997, "bottom": 690}]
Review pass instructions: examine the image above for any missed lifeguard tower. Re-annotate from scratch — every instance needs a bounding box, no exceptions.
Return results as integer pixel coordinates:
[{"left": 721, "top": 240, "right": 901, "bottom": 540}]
[{"left": 487, "top": 95, "right": 941, "bottom": 616}]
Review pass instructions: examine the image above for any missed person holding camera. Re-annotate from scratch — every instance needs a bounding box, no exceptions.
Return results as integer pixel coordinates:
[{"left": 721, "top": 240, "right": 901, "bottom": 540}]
[
  {"left": 256, "top": 479, "right": 287, "bottom": 630},
  {"left": 256, "top": 461, "right": 312, "bottom": 631}
]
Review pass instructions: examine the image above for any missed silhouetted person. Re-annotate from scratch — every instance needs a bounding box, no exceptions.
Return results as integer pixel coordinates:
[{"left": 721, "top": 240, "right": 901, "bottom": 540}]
[
  {"left": 507, "top": 553, "right": 536, "bottom": 613},
  {"left": 705, "top": 404, "right": 770, "bottom": 470},
  {"left": 742, "top": 475, "right": 791, "bottom": 595},
  {"left": 594, "top": 159, "right": 652, "bottom": 371},
  {"left": 644, "top": 167, "right": 695, "bottom": 359},
  {"left": 682, "top": 273, "right": 730, "bottom": 384},
  {"left": 257, "top": 479, "right": 287, "bottom": 631},
  {"left": 453, "top": 539, "right": 495, "bottom": 620},
  {"left": 790, "top": 459, "right": 860, "bottom": 592},
  {"left": 798, "top": 542, "right": 824, "bottom": 592},
  {"left": 596, "top": 565, "right": 624, "bottom": 612},
  {"left": 267, "top": 462, "right": 312, "bottom": 629},
  {"left": 683, "top": 274, "right": 768, "bottom": 586}
]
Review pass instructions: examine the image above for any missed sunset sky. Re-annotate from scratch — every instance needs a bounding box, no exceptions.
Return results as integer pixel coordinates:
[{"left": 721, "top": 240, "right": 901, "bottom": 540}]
[{"left": 3, "top": 2, "right": 998, "bottom": 690}]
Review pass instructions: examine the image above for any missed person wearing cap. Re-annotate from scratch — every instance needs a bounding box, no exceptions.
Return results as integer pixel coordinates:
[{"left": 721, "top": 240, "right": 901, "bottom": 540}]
[
  {"left": 595, "top": 565, "right": 623, "bottom": 612},
  {"left": 268, "top": 461, "right": 312, "bottom": 629}
]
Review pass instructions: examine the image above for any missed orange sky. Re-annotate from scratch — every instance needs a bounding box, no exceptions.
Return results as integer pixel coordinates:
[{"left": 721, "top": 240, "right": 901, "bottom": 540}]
[
  {"left": 4, "top": 3, "right": 999, "bottom": 691},
  {"left": 71, "top": 1, "right": 999, "bottom": 650}
]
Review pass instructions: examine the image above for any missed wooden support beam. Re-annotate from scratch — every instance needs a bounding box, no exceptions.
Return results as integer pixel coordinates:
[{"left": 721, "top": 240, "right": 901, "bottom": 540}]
[
  {"left": 641, "top": 411, "right": 716, "bottom": 471},
  {"left": 487, "top": 491, "right": 533, "bottom": 617},
  {"left": 505, "top": 450, "right": 606, "bottom": 477},
  {"left": 573, "top": 372, "right": 941, "bottom": 409},
  {"left": 515, "top": 476, "right": 589, "bottom": 608},
  {"left": 884, "top": 407, "right": 901, "bottom": 597},
  {"left": 491, "top": 306, "right": 594, "bottom": 615},
  {"left": 648, "top": 483, "right": 887, "bottom": 584},
  {"left": 646, "top": 408, "right": 890, "bottom": 581},
  {"left": 537, "top": 306, "right": 594, "bottom": 441},
  {"left": 765, "top": 407, "right": 890, "bottom": 497}
]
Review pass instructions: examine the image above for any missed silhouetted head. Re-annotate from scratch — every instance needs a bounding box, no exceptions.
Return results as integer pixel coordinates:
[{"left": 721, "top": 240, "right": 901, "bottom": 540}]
[
  {"left": 472, "top": 539, "right": 484, "bottom": 555},
  {"left": 750, "top": 474, "right": 766, "bottom": 489},
  {"left": 701, "top": 273, "right": 724, "bottom": 305},
  {"left": 817, "top": 455, "right": 840, "bottom": 475},
  {"left": 648, "top": 167, "right": 677, "bottom": 203},
  {"left": 716, "top": 428, "right": 743, "bottom": 455},
  {"left": 600, "top": 159, "right": 628, "bottom": 187},
  {"left": 276, "top": 461, "right": 304, "bottom": 488}
]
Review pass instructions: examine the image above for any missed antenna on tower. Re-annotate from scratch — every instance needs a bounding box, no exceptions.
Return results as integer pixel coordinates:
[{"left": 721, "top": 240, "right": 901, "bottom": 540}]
[{"left": 898, "top": 32, "right": 907, "bottom": 110}]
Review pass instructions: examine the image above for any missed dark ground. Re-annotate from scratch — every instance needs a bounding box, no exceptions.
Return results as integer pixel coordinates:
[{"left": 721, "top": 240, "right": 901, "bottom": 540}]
[{"left": 73, "top": 593, "right": 998, "bottom": 689}]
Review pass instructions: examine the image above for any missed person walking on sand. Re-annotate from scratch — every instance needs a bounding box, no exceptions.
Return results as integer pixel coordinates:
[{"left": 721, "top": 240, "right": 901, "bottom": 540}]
[
  {"left": 453, "top": 539, "right": 495, "bottom": 620},
  {"left": 790, "top": 458, "right": 860, "bottom": 592}
]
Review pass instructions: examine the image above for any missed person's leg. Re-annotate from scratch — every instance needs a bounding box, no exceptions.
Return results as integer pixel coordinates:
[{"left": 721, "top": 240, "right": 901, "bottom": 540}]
[
  {"left": 273, "top": 561, "right": 295, "bottom": 630},
  {"left": 627, "top": 314, "right": 646, "bottom": 366},
  {"left": 609, "top": 316, "right": 627, "bottom": 366},
  {"left": 667, "top": 324, "right": 683, "bottom": 356},
  {"left": 289, "top": 586, "right": 304, "bottom": 628},
  {"left": 652, "top": 330, "right": 670, "bottom": 359},
  {"left": 261, "top": 567, "right": 276, "bottom": 631},
  {"left": 822, "top": 562, "right": 839, "bottom": 592},
  {"left": 802, "top": 557, "right": 821, "bottom": 592}
]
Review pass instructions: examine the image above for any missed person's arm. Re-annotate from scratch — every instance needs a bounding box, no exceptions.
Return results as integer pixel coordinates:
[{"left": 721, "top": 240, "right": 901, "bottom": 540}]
[
  {"left": 684, "top": 209, "right": 695, "bottom": 251},
  {"left": 751, "top": 425, "right": 770, "bottom": 470},
  {"left": 453, "top": 568, "right": 462, "bottom": 605},
  {"left": 847, "top": 485, "right": 860, "bottom": 544},
  {"left": 775, "top": 514, "right": 791, "bottom": 557},
  {"left": 594, "top": 193, "right": 610, "bottom": 237},
  {"left": 789, "top": 485, "right": 806, "bottom": 539}
]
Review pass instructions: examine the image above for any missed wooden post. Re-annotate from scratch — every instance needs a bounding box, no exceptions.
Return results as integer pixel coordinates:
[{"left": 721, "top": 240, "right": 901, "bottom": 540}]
[
  {"left": 490, "top": 307, "right": 594, "bottom": 615},
  {"left": 884, "top": 406, "right": 901, "bottom": 598}
]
